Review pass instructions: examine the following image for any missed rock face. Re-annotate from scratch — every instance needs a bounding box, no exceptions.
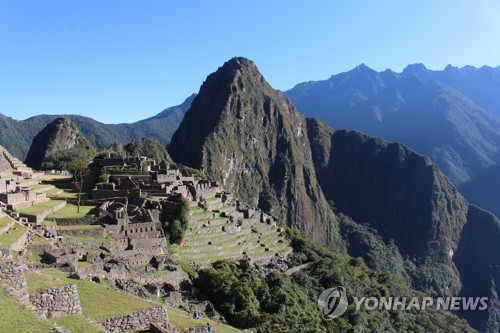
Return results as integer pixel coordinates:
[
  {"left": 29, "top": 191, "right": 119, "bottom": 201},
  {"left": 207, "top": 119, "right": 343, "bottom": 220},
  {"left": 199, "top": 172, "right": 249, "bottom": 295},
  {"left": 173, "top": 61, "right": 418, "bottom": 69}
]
[
  {"left": 454, "top": 205, "right": 500, "bottom": 333},
  {"left": 25, "top": 117, "right": 95, "bottom": 170},
  {"left": 169, "top": 57, "right": 340, "bottom": 247},
  {"left": 29, "top": 284, "right": 82, "bottom": 318},
  {"left": 307, "top": 119, "right": 469, "bottom": 296}
]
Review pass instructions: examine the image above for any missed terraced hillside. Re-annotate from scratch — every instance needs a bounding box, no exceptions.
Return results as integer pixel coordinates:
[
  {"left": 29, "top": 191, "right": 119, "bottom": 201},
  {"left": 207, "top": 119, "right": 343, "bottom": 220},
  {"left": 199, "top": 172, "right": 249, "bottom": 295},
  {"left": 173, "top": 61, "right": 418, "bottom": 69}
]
[{"left": 173, "top": 195, "right": 292, "bottom": 266}]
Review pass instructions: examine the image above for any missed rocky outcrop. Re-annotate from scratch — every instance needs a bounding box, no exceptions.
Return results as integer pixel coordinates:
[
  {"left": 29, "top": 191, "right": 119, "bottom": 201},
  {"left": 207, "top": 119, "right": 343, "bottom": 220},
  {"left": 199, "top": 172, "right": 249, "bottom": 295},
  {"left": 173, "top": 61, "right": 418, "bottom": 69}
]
[
  {"left": 169, "top": 57, "right": 340, "bottom": 247},
  {"left": 25, "top": 117, "right": 96, "bottom": 170},
  {"left": 29, "top": 284, "right": 82, "bottom": 318}
]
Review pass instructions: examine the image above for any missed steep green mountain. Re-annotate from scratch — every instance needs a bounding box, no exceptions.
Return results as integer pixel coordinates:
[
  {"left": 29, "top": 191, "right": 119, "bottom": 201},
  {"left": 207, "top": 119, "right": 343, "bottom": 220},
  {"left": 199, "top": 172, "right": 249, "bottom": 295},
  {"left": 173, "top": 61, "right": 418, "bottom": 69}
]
[
  {"left": 460, "top": 164, "right": 500, "bottom": 218},
  {"left": 168, "top": 57, "right": 340, "bottom": 247},
  {"left": 124, "top": 137, "right": 172, "bottom": 163},
  {"left": 307, "top": 119, "right": 468, "bottom": 297},
  {"left": 25, "top": 117, "right": 96, "bottom": 170},
  {"left": 285, "top": 65, "right": 500, "bottom": 186},
  {"left": 0, "top": 94, "right": 194, "bottom": 161},
  {"left": 306, "top": 118, "right": 499, "bottom": 331},
  {"left": 454, "top": 205, "right": 500, "bottom": 333}
]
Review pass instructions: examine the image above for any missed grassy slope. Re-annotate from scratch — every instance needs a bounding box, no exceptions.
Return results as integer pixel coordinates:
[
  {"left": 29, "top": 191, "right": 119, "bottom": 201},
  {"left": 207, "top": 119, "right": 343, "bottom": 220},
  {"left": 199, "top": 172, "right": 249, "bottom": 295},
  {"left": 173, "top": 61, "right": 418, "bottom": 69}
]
[
  {"left": 0, "top": 223, "right": 27, "bottom": 249},
  {"left": 0, "top": 287, "right": 54, "bottom": 333}
]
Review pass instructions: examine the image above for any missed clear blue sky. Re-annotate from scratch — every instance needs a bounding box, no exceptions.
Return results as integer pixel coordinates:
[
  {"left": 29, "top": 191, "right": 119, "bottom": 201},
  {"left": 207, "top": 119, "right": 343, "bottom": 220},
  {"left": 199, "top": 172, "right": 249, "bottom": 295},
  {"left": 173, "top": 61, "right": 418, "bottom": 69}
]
[{"left": 1, "top": 0, "right": 499, "bottom": 123}]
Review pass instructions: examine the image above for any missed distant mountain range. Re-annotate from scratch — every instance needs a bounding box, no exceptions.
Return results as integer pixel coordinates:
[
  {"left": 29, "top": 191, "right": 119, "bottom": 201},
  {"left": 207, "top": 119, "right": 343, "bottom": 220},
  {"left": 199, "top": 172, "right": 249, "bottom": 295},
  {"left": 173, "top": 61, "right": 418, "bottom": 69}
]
[
  {"left": 284, "top": 64, "right": 500, "bottom": 186},
  {"left": 0, "top": 94, "right": 195, "bottom": 161}
]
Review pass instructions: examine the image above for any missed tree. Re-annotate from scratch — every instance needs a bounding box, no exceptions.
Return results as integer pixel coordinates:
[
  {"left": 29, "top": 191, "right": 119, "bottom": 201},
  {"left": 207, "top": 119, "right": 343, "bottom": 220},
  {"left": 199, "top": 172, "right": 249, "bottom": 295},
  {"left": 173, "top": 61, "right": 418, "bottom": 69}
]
[{"left": 64, "top": 159, "right": 89, "bottom": 213}]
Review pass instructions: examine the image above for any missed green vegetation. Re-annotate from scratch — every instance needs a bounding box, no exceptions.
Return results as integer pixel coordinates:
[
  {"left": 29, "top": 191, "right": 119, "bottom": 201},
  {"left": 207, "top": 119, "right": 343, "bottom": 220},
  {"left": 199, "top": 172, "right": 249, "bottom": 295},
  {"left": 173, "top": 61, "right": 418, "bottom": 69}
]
[
  {"left": 166, "top": 305, "right": 239, "bottom": 333},
  {"left": 24, "top": 270, "right": 70, "bottom": 293},
  {"left": 161, "top": 197, "right": 189, "bottom": 244},
  {"left": 178, "top": 259, "right": 198, "bottom": 278},
  {"left": 25, "top": 117, "right": 96, "bottom": 171},
  {"left": 180, "top": 165, "right": 207, "bottom": 180},
  {"left": 49, "top": 204, "right": 99, "bottom": 218},
  {"left": 0, "top": 223, "right": 26, "bottom": 249},
  {"left": 0, "top": 217, "right": 12, "bottom": 230},
  {"left": 16, "top": 200, "right": 65, "bottom": 215},
  {"left": 0, "top": 287, "right": 54, "bottom": 333},
  {"left": 339, "top": 214, "right": 407, "bottom": 279},
  {"left": 195, "top": 229, "right": 474, "bottom": 333},
  {"left": 56, "top": 224, "right": 101, "bottom": 230},
  {"left": 49, "top": 314, "right": 102, "bottom": 333},
  {"left": 124, "top": 137, "right": 172, "bottom": 163},
  {"left": 64, "top": 158, "right": 90, "bottom": 213},
  {"left": 28, "top": 269, "right": 155, "bottom": 322}
]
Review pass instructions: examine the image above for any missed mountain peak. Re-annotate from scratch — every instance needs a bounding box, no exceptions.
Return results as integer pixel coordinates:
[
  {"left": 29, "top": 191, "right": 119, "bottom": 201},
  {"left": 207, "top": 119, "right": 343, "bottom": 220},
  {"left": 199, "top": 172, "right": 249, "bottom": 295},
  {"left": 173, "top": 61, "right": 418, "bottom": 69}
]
[
  {"left": 215, "top": 57, "right": 262, "bottom": 81},
  {"left": 25, "top": 117, "right": 95, "bottom": 170},
  {"left": 402, "top": 63, "right": 429, "bottom": 77},
  {"left": 168, "top": 58, "right": 339, "bottom": 246}
]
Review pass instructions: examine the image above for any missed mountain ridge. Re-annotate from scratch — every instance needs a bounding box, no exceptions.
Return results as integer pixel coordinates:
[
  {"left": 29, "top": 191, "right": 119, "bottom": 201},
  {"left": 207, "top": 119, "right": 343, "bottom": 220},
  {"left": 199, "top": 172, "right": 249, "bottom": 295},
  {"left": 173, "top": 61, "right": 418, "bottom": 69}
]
[
  {"left": 0, "top": 94, "right": 195, "bottom": 161},
  {"left": 285, "top": 64, "right": 500, "bottom": 186}
]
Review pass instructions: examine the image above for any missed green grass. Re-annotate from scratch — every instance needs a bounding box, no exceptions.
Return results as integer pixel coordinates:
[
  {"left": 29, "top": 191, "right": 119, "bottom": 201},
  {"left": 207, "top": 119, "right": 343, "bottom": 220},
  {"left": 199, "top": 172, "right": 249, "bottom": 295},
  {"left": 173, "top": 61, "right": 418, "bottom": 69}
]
[
  {"left": 41, "top": 176, "right": 89, "bottom": 199},
  {"left": 166, "top": 305, "right": 240, "bottom": 333},
  {"left": 29, "top": 183, "right": 51, "bottom": 190},
  {"left": 31, "top": 235, "right": 52, "bottom": 245},
  {"left": 57, "top": 224, "right": 102, "bottom": 230},
  {"left": 0, "top": 287, "right": 54, "bottom": 333},
  {"left": 179, "top": 259, "right": 198, "bottom": 278},
  {"left": 49, "top": 314, "right": 103, "bottom": 333},
  {"left": 37, "top": 269, "right": 155, "bottom": 322},
  {"left": 49, "top": 204, "right": 98, "bottom": 219},
  {"left": 0, "top": 223, "right": 27, "bottom": 249},
  {"left": 45, "top": 188, "right": 63, "bottom": 195},
  {"left": 0, "top": 217, "right": 12, "bottom": 230},
  {"left": 24, "top": 270, "right": 70, "bottom": 293},
  {"left": 41, "top": 219, "right": 57, "bottom": 227},
  {"left": 25, "top": 250, "right": 51, "bottom": 265},
  {"left": 16, "top": 200, "right": 66, "bottom": 215}
]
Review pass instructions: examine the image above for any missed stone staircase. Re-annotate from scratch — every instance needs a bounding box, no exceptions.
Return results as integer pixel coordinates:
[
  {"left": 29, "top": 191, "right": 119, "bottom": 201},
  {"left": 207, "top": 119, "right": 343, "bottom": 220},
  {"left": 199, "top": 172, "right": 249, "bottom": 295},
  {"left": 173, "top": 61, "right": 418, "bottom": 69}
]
[
  {"left": 0, "top": 145, "right": 32, "bottom": 173},
  {"left": 175, "top": 196, "right": 292, "bottom": 266}
]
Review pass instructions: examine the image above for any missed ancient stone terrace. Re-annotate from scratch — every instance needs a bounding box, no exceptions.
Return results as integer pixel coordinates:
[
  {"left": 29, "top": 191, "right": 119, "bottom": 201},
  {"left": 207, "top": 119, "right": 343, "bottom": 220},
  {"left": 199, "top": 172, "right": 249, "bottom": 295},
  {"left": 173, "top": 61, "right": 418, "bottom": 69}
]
[
  {"left": 92, "top": 158, "right": 196, "bottom": 200},
  {"left": 0, "top": 145, "right": 32, "bottom": 173},
  {"left": 174, "top": 194, "right": 292, "bottom": 266}
]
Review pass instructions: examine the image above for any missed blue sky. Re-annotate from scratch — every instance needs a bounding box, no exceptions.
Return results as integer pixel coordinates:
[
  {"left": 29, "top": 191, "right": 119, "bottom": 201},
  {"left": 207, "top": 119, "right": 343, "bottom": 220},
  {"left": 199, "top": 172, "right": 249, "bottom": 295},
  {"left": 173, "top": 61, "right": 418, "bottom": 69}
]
[{"left": 1, "top": 0, "right": 499, "bottom": 123}]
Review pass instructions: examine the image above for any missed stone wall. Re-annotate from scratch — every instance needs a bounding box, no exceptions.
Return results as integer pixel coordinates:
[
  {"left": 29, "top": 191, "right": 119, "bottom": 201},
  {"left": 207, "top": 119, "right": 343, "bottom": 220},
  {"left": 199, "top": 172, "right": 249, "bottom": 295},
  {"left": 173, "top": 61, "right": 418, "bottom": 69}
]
[
  {"left": 130, "top": 237, "right": 166, "bottom": 250},
  {"left": 150, "top": 322, "right": 178, "bottom": 333},
  {"left": 20, "top": 200, "right": 66, "bottom": 223},
  {"left": 123, "top": 221, "right": 161, "bottom": 238},
  {"left": 57, "top": 228, "right": 103, "bottom": 237},
  {"left": 28, "top": 244, "right": 53, "bottom": 255},
  {"left": 0, "top": 261, "right": 29, "bottom": 305},
  {"left": 55, "top": 217, "right": 100, "bottom": 226},
  {"left": 100, "top": 306, "right": 170, "bottom": 333},
  {"left": 29, "top": 284, "right": 82, "bottom": 318}
]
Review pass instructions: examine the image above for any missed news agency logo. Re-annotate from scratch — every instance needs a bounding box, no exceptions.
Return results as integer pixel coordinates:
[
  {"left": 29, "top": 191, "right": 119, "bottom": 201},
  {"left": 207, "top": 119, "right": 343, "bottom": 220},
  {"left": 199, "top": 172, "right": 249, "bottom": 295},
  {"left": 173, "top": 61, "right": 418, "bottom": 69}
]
[
  {"left": 318, "top": 286, "right": 489, "bottom": 320},
  {"left": 317, "top": 286, "right": 349, "bottom": 320}
]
